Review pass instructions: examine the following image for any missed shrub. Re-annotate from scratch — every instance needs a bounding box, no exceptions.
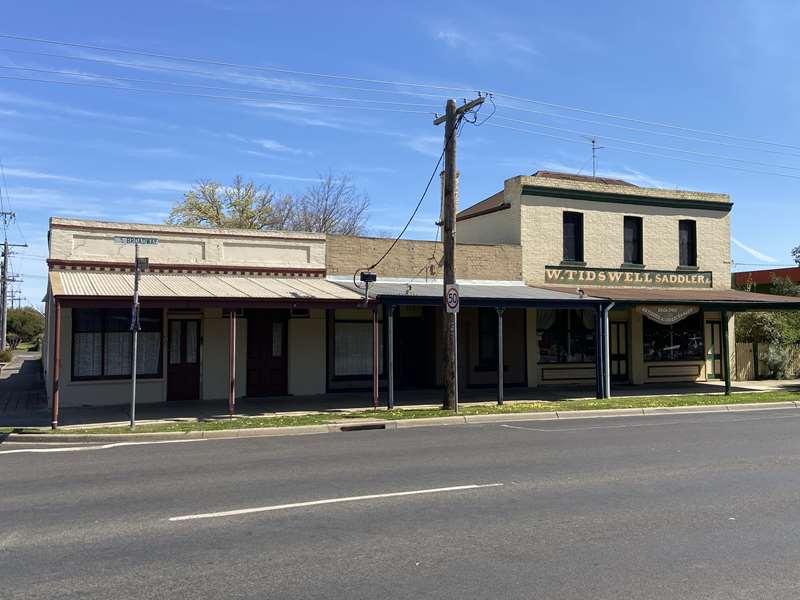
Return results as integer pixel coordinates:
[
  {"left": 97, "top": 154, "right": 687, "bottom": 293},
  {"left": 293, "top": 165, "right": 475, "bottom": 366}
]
[
  {"left": 0, "top": 349, "right": 12, "bottom": 363},
  {"left": 767, "top": 346, "right": 792, "bottom": 379}
]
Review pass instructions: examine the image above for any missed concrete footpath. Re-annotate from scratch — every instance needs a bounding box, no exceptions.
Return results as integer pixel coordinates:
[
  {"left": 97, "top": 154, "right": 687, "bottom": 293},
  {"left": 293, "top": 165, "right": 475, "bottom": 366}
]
[{"left": 3, "top": 399, "right": 799, "bottom": 444}]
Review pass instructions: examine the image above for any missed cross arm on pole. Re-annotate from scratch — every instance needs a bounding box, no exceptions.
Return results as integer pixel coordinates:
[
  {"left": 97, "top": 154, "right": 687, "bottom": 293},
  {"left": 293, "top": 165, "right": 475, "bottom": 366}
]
[{"left": 433, "top": 96, "right": 485, "bottom": 125}]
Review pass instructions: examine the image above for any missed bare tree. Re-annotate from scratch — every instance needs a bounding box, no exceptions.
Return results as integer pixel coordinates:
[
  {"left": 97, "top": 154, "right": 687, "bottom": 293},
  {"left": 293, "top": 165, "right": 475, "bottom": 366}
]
[
  {"left": 166, "top": 173, "right": 368, "bottom": 235},
  {"left": 287, "top": 173, "right": 369, "bottom": 235},
  {"left": 167, "top": 176, "right": 292, "bottom": 230}
]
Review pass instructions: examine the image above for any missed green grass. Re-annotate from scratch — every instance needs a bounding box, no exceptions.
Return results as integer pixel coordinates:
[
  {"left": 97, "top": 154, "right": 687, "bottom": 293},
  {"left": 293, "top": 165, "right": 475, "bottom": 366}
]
[{"left": 3, "top": 390, "right": 798, "bottom": 436}]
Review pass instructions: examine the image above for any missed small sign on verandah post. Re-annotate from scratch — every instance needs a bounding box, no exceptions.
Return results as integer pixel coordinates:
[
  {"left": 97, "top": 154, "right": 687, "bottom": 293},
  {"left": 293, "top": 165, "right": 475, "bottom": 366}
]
[{"left": 113, "top": 235, "right": 159, "bottom": 428}]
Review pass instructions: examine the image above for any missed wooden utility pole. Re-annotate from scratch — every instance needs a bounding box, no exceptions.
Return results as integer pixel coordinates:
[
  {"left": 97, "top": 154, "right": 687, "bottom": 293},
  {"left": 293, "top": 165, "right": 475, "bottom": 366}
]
[{"left": 434, "top": 96, "right": 484, "bottom": 410}]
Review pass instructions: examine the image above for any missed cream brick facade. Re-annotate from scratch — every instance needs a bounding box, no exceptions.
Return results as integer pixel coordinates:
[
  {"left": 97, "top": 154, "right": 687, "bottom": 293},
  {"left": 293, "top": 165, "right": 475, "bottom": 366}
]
[{"left": 458, "top": 175, "right": 732, "bottom": 290}]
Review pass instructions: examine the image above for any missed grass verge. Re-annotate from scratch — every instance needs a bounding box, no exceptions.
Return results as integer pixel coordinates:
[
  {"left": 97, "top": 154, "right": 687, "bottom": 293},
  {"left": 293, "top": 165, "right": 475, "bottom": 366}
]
[{"left": 2, "top": 390, "right": 798, "bottom": 436}]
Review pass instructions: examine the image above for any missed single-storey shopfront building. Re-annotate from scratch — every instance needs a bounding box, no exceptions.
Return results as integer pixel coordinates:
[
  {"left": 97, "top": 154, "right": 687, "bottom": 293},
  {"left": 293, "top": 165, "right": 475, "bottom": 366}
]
[{"left": 41, "top": 171, "right": 800, "bottom": 427}]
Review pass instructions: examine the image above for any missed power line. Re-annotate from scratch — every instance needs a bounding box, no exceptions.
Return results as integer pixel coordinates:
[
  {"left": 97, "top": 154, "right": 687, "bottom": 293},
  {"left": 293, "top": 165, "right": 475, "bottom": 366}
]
[
  {"left": 0, "top": 75, "right": 438, "bottom": 116},
  {"left": 0, "top": 46, "right": 450, "bottom": 102},
  {"left": 492, "top": 115, "right": 800, "bottom": 173},
  {"left": 3, "top": 33, "right": 799, "bottom": 154},
  {"left": 492, "top": 101, "right": 800, "bottom": 160},
  {"left": 485, "top": 122, "right": 800, "bottom": 181},
  {"left": 491, "top": 92, "right": 800, "bottom": 152},
  {"left": 0, "top": 64, "right": 440, "bottom": 110},
  {"left": 0, "top": 33, "right": 477, "bottom": 93}
]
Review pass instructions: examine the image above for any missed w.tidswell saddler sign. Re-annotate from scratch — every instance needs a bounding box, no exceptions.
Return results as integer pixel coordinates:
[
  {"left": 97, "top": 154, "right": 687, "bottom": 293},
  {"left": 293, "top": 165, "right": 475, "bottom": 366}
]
[{"left": 545, "top": 265, "right": 713, "bottom": 288}]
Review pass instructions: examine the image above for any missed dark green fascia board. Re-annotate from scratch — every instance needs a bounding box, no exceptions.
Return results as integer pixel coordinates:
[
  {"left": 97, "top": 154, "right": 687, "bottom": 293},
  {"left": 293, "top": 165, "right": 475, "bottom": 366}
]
[{"left": 521, "top": 185, "right": 733, "bottom": 212}]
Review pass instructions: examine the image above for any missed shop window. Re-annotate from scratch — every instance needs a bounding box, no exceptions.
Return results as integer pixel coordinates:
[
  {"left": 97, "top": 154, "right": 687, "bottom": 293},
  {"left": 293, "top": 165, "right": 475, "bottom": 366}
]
[
  {"left": 643, "top": 312, "right": 704, "bottom": 361},
  {"left": 537, "top": 309, "right": 596, "bottom": 363},
  {"left": 624, "top": 216, "right": 643, "bottom": 265},
  {"left": 333, "top": 312, "right": 383, "bottom": 377},
  {"left": 679, "top": 220, "right": 697, "bottom": 267},
  {"left": 72, "top": 308, "right": 163, "bottom": 380},
  {"left": 478, "top": 308, "right": 498, "bottom": 367},
  {"left": 563, "top": 212, "right": 584, "bottom": 262}
]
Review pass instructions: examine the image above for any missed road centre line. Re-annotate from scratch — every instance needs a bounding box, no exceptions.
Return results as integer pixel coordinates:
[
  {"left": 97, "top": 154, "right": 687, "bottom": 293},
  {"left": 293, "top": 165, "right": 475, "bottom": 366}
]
[
  {"left": 0, "top": 438, "right": 206, "bottom": 454},
  {"left": 169, "top": 483, "right": 504, "bottom": 521},
  {"left": 500, "top": 411, "right": 800, "bottom": 433}
]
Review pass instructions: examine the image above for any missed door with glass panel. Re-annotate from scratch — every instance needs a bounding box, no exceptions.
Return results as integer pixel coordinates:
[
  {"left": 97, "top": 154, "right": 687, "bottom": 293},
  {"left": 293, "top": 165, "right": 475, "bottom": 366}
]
[
  {"left": 167, "top": 319, "right": 201, "bottom": 401},
  {"left": 246, "top": 310, "right": 288, "bottom": 397},
  {"left": 609, "top": 322, "right": 629, "bottom": 383},
  {"left": 705, "top": 320, "right": 722, "bottom": 380}
]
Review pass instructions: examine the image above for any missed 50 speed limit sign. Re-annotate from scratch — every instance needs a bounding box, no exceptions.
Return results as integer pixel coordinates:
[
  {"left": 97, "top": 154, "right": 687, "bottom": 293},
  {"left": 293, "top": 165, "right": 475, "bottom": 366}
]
[{"left": 445, "top": 283, "right": 460, "bottom": 314}]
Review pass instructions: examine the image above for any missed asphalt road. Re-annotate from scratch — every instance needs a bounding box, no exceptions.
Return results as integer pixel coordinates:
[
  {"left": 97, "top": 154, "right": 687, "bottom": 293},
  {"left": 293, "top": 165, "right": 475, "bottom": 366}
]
[{"left": 4, "top": 410, "right": 800, "bottom": 599}]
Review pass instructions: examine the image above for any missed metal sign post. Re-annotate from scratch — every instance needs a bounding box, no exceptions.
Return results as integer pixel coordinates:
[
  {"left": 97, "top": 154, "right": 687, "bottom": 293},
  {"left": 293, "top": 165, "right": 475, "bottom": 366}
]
[
  {"left": 114, "top": 236, "right": 158, "bottom": 428},
  {"left": 445, "top": 284, "right": 460, "bottom": 412}
]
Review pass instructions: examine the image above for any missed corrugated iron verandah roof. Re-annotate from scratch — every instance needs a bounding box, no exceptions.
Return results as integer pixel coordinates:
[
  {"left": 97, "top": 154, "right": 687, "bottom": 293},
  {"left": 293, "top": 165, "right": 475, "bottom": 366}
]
[
  {"left": 49, "top": 270, "right": 365, "bottom": 304},
  {"left": 328, "top": 277, "right": 607, "bottom": 308}
]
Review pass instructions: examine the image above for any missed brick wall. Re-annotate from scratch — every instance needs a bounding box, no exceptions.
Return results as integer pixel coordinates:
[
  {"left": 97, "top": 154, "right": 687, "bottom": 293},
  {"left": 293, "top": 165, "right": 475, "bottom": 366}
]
[{"left": 326, "top": 235, "right": 522, "bottom": 280}]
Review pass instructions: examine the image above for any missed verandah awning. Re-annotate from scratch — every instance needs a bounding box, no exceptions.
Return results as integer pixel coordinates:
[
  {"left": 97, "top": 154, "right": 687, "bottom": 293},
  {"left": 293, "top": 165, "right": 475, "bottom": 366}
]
[
  {"left": 539, "top": 285, "right": 800, "bottom": 310},
  {"left": 49, "top": 270, "right": 364, "bottom": 304}
]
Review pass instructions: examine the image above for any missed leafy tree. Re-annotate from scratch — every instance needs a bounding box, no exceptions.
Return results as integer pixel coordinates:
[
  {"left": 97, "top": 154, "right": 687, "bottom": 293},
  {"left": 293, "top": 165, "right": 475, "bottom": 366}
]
[
  {"left": 792, "top": 244, "right": 800, "bottom": 266},
  {"left": 167, "top": 176, "right": 292, "bottom": 230},
  {"left": 7, "top": 307, "right": 45, "bottom": 344},
  {"left": 736, "top": 276, "right": 800, "bottom": 344},
  {"left": 167, "top": 173, "right": 369, "bottom": 235}
]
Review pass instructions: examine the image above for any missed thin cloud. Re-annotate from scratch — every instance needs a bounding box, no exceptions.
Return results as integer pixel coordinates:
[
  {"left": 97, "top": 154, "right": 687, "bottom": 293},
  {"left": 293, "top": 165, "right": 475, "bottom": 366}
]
[
  {"left": 732, "top": 237, "right": 778, "bottom": 263},
  {"left": 256, "top": 172, "right": 333, "bottom": 183},
  {"left": 255, "top": 138, "right": 310, "bottom": 155},
  {"left": 1, "top": 167, "right": 100, "bottom": 185},
  {"left": 132, "top": 180, "right": 193, "bottom": 193},
  {"left": 430, "top": 23, "right": 538, "bottom": 65}
]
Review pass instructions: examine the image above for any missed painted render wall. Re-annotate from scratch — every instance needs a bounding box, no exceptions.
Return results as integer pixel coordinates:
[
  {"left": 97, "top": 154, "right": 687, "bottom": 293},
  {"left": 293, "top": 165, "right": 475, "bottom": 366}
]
[
  {"left": 288, "top": 309, "right": 326, "bottom": 395},
  {"left": 200, "top": 308, "right": 247, "bottom": 401},
  {"left": 55, "top": 307, "right": 167, "bottom": 408},
  {"left": 456, "top": 178, "right": 523, "bottom": 246},
  {"left": 48, "top": 217, "right": 326, "bottom": 271}
]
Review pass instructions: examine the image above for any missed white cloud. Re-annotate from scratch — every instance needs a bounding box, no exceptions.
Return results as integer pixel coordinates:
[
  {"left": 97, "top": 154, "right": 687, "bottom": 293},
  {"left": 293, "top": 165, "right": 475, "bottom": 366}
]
[
  {"left": 255, "top": 138, "right": 309, "bottom": 155},
  {"left": 1, "top": 167, "right": 100, "bottom": 185},
  {"left": 435, "top": 28, "right": 468, "bottom": 48},
  {"left": 732, "top": 237, "right": 778, "bottom": 263},
  {"left": 403, "top": 134, "right": 443, "bottom": 157},
  {"left": 430, "top": 23, "right": 538, "bottom": 66},
  {"left": 132, "top": 180, "right": 193, "bottom": 193},
  {"left": 256, "top": 172, "right": 332, "bottom": 183}
]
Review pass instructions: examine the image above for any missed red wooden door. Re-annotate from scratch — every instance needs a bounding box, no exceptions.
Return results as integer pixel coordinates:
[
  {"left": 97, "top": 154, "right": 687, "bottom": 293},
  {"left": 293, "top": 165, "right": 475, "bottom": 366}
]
[
  {"left": 167, "top": 319, "right": 201, "bottom": 401},
  {"left": 246, "top": 310, "right": 288, "bottom": 397}
]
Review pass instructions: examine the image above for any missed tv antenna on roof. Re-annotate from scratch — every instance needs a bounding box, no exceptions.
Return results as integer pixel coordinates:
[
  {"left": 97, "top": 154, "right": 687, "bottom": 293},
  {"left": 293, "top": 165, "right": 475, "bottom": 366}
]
[{"left": 583, "top": 137, "right": 605, "bottom": 178}]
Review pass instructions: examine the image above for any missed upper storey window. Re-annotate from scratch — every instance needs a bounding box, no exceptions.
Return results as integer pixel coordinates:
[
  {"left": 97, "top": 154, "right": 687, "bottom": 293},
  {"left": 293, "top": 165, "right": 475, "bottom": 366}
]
[
  {"left": 624, "top": 216, "right": 643, "bottom": 265},
  {"left": 679, "top": 220, "right": 697, "bottom": 267},
  {"left": 562, "top": 211, "right": 584, "bottom": 263}
]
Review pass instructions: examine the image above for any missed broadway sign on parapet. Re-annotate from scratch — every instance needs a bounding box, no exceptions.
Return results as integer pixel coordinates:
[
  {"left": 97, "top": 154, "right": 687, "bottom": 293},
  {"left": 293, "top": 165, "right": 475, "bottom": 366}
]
[{"left": 544, "top": 265, "right": 713, "bottom": 289}]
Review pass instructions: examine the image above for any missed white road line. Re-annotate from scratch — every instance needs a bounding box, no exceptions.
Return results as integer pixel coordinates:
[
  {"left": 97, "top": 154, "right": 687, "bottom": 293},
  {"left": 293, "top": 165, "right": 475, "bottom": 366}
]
[
  {"left": 501, "top": 412, "right": 800, "bottom": 433},
  {"left": 0, "top": 438, "right": 206, "bottom": 454},
  {"left": 169, "top": 483, "right": 504, "bottom": 522}
]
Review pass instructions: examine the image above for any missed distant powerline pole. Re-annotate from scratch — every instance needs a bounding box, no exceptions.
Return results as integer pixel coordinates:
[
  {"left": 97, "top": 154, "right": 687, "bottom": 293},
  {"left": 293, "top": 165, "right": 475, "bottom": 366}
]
[
  {"left": 0, "top": 211, "right": 28, "bottom": 349},
  {"left": 433, "top": 95, "right": 484, "bottom": 411}
]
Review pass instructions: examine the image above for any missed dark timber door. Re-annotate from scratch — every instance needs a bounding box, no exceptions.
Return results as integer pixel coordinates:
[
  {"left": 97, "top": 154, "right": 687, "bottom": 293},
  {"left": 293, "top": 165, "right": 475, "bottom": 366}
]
[
  {"left": 705, "top": 320, "right": 722, "bottom": 380},
  {"left": 394, "top": 306, "right": 435, "bottom": 389},
  {"left": 167, "top": 319, "right": 201, "bottom": 401},
  {"left": 609, "top": 321, "right": 629, "bottom": 383},
  {"left": 247, "top": 310, "right": 288, "bottom": 397}
]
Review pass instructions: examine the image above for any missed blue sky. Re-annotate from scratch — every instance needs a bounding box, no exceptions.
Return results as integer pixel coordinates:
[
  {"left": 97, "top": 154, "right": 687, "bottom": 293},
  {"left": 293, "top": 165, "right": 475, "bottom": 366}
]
[{"left": 2, "top": 0, "right": 800, "bottom": 305}]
